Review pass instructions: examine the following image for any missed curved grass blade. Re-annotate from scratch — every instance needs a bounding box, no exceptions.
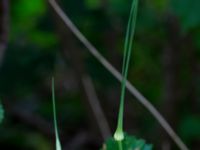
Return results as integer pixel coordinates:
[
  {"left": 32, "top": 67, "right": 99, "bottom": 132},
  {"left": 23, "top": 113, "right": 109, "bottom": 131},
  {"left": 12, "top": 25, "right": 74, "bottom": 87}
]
[
  {"left": 52, "top": 77, "right": 62, "bottom": 150},
  {"left": 114, "top": 0, "right": 139, "bottom": 141}
]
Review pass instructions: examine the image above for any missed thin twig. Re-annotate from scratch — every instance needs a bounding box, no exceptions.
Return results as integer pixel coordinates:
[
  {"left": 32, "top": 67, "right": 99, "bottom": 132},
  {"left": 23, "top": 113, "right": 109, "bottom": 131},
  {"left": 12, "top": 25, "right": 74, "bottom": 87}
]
[
  {"left": 50, "top": 3, "right": 111, "bottom": 139},
  {"left": 81, "top": 75, "right": 111, "bottom": 140},
  {"left": 48, "top": 0, "right": 189, "bottom": 149}
]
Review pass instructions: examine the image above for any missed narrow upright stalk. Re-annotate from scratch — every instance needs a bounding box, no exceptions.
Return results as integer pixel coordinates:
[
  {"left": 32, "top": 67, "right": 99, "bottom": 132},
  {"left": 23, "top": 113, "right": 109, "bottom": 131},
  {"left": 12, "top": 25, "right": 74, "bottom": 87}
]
[
  {"left": 52, "top": 77, "right": 62, "bottom": 150},
  {"left": 118, "top": 141, "right": 123, "bottom": 150},
  {"left": 114, "top": 0, "right": 139, "bottom": 142}
]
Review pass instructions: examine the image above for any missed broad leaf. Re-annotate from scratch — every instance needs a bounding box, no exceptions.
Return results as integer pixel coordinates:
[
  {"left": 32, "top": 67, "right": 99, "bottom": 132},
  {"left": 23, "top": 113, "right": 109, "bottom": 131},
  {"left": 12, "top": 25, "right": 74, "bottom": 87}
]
[{"left": 101, "top": 134, "right": 153, "bottom": 150}]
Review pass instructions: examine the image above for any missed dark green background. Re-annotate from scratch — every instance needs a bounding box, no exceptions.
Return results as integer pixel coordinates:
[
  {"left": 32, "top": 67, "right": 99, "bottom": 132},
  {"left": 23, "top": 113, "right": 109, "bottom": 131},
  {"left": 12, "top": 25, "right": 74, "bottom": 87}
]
[{"left": 0, "top": 0, "right": 200, "bottom": 149}]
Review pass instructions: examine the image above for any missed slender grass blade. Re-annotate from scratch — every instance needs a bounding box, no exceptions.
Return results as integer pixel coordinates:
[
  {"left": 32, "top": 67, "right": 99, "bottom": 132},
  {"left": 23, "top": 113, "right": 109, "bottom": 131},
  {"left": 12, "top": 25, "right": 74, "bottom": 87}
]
[
  {"left": 52, "top": 77, "right": 62, "bottom": 150},
  {"left": 114, "top": 0, "right": 139, "bottom": 141}
]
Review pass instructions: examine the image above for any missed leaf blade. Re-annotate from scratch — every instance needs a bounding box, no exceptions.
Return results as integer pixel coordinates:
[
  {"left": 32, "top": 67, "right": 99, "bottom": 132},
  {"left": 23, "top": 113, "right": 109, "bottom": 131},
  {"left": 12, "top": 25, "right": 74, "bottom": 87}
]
[
  {"left": 52, "top": 77, "right": 62, "bottom": 150},
  {"left": 114, "top": 0, "right": 139, "bottom": 141}
]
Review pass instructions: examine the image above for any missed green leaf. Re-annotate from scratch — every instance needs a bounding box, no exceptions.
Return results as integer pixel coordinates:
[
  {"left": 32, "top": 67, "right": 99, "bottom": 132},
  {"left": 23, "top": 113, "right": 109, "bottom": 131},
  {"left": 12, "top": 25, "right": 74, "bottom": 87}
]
[
  {"left": 29, "top": 31, "right": 58, "bottom": 48},
  {"left": 101, "top": 134, "right": 153, "bottom": 150},
  {"left": 0, "top": 102, "right": 4, "bottom": 124},
  {"left": 12, "top": 0, "right": 46, "bottom": 33}
]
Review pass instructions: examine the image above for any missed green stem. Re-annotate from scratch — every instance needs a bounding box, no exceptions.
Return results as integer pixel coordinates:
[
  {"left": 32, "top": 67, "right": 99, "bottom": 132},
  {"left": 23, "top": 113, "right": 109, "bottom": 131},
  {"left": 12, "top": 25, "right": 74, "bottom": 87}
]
[
  {"left": 114, "top": 0, "right": 139, "bottom": 141},
  {"left": 52, "top": 77, "right": 62, "bottom": 150},
  {"left": 118, "top": 141, "right": 123, "bottom": 150}
]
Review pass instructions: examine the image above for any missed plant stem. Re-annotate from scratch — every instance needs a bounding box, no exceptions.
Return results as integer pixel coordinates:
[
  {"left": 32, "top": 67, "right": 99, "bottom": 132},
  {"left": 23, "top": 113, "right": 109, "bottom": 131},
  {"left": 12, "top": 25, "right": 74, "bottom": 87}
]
[
  {"left": 118, "top": 141, "right": 123, "bottom": 150},
  {"left": 114, "top": 0, "right": 139, "bottom": 141},
  {"left": 52, "top": 77, "right": 62, "bottom": 150}
]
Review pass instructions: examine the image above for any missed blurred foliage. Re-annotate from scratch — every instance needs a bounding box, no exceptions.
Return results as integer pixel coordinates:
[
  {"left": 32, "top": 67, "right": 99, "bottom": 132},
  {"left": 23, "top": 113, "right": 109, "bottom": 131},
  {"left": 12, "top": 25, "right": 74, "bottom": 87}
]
[
  {"left": 170, "top": 0, "right": 200, "bottom": 32},
  {"left": 85, "top": 0, "right": 102, "bottom": 10},
  {"left": 179, "top": 115, "right": 200, "bottom": 142}
]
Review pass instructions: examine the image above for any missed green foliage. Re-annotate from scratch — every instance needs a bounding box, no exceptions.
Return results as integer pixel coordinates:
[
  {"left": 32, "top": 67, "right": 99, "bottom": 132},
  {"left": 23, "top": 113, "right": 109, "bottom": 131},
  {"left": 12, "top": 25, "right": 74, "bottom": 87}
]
[
  {"left": 11, "top": 0, "right": 49, "bottom": 48},
  {"left": 13, "top": 0, "right": 46, "bottom": 21},
  {"left": 101, "top": 134, "right": 153, "bottom": 150},
  {"left": 0, "top": 102, "right": 4, "bottom": 124},
  {"left": 171, "top": 0, "right": 200, "bottom": 32},
  {"left": 84, "top": 0, "right": 102, "bottom": 9},
  {"left": 179, "top": 116, "right": 200, "bottom": 142}
]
